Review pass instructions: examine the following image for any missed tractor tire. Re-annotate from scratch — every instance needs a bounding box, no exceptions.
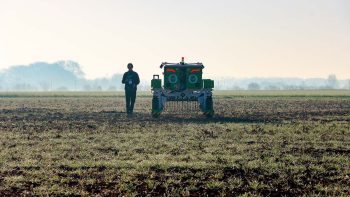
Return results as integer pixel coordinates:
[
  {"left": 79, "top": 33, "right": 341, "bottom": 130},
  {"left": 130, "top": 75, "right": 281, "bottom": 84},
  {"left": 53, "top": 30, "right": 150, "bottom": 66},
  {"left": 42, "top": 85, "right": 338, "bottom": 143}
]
[
  {"left": 152, "top": 112, "right": 161, "bottom": 118},
  {"left": 152, "top": 96, "right": 161, "bottom": 118},
  {"left": 205, "top": 111, "right": 214, "bottom": 118},
  {"left": 204, "top": 96, "right": 214, "bottom": 118}
]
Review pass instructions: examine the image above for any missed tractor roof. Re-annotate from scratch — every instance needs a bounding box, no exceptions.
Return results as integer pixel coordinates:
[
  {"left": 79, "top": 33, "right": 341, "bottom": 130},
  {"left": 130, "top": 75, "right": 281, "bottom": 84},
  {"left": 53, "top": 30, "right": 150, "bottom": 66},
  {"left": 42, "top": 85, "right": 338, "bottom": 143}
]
[{"left": 160, "top": 62, "right": 204, "bottom": 69}]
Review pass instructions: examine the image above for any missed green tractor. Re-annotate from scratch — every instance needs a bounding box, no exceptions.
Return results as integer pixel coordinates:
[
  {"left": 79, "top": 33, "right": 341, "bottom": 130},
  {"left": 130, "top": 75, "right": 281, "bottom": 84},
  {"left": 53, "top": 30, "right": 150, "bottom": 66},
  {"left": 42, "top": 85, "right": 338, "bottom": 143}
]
[{"left": 151, "top": 57, "right": 214, "bottom": 118}]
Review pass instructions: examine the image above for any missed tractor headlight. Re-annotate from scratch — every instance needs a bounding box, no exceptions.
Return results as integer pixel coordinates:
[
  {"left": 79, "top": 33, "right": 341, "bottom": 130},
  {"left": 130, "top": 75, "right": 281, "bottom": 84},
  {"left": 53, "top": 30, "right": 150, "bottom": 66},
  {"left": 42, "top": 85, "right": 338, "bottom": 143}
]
[
  {"left": 168, "top": 74, "right": 178, "bottom": 84},
  {"left": 188, "top": 74, "right": 199, "bottom": 84}
]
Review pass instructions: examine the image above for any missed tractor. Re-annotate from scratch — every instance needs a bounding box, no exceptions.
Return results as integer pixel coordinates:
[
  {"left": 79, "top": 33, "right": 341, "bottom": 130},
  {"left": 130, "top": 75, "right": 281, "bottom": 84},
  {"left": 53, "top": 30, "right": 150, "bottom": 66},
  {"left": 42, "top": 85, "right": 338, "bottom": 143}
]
[{"left": 151, "top": 57, "right": 214, "bottom": 118}]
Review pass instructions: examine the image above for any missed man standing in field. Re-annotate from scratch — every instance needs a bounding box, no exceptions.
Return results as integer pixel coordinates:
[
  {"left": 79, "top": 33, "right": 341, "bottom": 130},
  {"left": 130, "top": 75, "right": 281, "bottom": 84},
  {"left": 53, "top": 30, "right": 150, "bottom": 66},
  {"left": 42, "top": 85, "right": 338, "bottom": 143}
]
[{"left": 122, "top": 63, "right": 140, "bottom": 117}]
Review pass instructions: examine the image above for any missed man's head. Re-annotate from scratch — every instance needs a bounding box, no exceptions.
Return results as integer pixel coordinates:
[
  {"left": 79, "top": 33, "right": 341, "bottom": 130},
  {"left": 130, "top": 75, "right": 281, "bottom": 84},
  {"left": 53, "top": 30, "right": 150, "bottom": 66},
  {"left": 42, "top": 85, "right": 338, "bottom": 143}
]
[{"left": 127, "top": 63, "right": 133, "bottom": 71}]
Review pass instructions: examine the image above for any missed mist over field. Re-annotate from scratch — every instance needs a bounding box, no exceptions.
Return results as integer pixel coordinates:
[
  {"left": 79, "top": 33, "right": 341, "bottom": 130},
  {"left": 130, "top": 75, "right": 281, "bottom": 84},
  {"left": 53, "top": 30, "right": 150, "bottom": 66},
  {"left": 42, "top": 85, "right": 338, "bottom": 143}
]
[{"left": 0, "top": 61, "right": 349, "bottom": 91}]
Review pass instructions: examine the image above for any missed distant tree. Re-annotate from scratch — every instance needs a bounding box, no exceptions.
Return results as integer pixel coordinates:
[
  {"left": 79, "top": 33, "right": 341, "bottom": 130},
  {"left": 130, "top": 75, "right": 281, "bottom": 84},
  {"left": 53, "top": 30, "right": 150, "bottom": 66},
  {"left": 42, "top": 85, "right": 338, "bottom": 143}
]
[
  {"left": 39, "top": 81, "right": 50, "bottom": 91},
  {"left": 119, "top": 83, "right": 124, "bottom": 90},
  {"left": 215, "top": 81, "right": 222, "bottom": 90},
  {"left": 265, "top": 85, "right": 280, "bottom": 90},
  {"left": 14, "top": 83, "right": 36, "bottom": 91},
  {"left": 248, "top": 83, "right": 260, "bottom": 90},
  {"left": 89, "top": 85, "right": 101, "bottom": 91},
  {"left": 107, "top": 86, "right": 117, "bottom": 91},
  {"left": 95, "top": 86, "right": 102, "bottom": 91},
  {"left": 327, "top": 74, "right": 338, "bottom": 89},
  {"left": 348, "top": 80, "right": 350, "bottom": 90},
  {"left": 231, "top": 85, "right": 244, "bottom": 90},
  {"left": 56, "top": 86, "right": 68, "bottom": 91},
  {"left": 83, "top": 84, "right": 91, "bottom": 91}
]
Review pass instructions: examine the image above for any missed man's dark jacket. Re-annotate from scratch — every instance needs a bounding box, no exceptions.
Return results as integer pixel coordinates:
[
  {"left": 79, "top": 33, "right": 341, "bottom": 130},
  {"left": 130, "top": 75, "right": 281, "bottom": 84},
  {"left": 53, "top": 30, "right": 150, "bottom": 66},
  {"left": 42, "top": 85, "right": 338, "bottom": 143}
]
[{"left": 122, "top": 70, "right": 140, "bottom": 90}]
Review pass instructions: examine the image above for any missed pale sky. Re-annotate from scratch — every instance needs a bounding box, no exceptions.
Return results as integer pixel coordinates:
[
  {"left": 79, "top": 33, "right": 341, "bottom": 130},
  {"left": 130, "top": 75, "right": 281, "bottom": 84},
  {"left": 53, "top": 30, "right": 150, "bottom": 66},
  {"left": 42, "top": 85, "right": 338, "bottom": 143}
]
[{"left": 0, "top": 0, "right": 349, "bottom": 79}]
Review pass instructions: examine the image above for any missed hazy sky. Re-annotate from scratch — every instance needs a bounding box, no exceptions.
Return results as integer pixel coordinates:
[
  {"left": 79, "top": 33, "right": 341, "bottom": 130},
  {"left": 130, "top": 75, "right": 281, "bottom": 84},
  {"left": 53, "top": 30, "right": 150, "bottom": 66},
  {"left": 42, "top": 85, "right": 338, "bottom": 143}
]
[{"left": 0, "top": 0, "right": 349, "bottom": 79}]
